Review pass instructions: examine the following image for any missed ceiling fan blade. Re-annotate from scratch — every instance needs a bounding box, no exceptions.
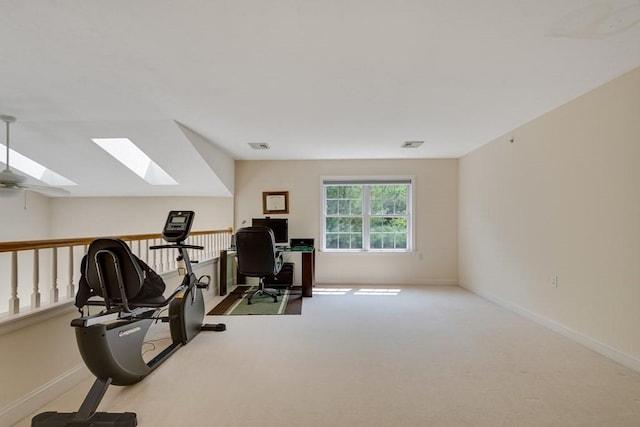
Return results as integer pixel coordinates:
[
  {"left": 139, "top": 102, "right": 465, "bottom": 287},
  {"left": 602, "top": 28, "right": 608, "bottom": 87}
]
[
  {"left": 0, "top": 185, "right": 22, "bottom": 198},
  {"left": 0, "top": 168, "right": 27, "bottom": 185},
  {"left": 22, "top": 183, "right": 71, "bottom": 197},
  {"left": 2, "top": 115, "right": 73, "bottom": 198}
]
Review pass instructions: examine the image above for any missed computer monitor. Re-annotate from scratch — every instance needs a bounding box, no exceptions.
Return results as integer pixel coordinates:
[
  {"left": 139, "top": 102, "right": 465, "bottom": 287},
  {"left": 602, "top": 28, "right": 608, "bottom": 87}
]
[{"left": 252, "top": 217, "right": 288, "bottom": 244}]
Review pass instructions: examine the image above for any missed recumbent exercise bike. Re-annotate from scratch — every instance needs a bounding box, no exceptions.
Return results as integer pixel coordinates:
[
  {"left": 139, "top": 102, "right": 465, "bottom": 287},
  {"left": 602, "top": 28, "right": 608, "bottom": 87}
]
[{"left": 32, "top": 211, "right": 225, "bottom": 427}]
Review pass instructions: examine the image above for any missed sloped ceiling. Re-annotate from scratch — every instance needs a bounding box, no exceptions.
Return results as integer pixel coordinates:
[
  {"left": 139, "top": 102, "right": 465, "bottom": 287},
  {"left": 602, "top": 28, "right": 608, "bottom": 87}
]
[
  {"left": 5, "top": 119, "right": 232, "bottom": 197},
  {"left": 1, "top": 1, "right": 639, "bottom": 197}
]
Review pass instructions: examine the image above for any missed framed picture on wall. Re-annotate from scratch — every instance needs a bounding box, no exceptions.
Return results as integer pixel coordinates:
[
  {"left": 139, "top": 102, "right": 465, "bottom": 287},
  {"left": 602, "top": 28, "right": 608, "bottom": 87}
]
[{"left": 262, "top": 191, "right": 289, "bottom": 214}]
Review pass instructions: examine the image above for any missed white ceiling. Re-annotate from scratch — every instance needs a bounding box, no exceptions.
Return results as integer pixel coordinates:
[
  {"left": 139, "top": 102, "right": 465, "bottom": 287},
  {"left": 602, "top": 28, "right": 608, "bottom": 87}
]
[{"left": 1, "top": 1, "right": 639, "bottom": 197}]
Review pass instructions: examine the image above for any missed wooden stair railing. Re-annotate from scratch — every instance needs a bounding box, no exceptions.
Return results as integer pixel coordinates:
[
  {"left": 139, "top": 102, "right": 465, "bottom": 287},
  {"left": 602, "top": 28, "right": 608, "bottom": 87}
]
[{"left": 0, "top": 228, "right": 233, "bottom": 316}]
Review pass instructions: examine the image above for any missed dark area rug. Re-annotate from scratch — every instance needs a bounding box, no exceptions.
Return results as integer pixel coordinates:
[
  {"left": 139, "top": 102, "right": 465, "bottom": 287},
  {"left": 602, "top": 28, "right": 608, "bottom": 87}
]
[{"left": 207, "top": 285, "right": 302, "bottom": 315}]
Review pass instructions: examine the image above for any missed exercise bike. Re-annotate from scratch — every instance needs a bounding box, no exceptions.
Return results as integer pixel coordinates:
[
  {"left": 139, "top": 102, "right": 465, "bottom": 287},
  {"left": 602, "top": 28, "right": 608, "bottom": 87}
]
[{"left": 32, "top": 211, "right": 225, "bottom": 427}]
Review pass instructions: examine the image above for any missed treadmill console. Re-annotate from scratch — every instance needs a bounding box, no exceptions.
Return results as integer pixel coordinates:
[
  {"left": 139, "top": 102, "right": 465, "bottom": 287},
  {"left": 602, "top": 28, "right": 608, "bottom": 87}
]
[{"left": 162, "top": 211, "right": 195, "bottom": 243}]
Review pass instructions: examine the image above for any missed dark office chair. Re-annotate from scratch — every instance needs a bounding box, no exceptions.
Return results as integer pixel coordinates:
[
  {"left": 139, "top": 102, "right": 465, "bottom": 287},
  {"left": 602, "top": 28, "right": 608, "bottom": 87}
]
[{"left": 235, "top": 226, "right": 283, "bottom": 304}]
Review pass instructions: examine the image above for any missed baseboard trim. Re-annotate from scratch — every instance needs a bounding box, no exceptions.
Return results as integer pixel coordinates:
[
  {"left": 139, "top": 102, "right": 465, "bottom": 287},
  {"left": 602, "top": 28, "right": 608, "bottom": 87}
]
[
  {"left": 0, "top": 364, "right": 90, "bottom": 426},
  {"left": 463, "top": 285, "right": 640, "bottom": 373}
]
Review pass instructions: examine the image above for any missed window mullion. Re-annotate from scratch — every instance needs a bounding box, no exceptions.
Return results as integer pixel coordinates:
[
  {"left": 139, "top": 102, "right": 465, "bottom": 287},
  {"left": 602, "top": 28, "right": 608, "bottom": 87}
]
[{"left": 363, "top": 185, "right": 370, "bottom": 250}]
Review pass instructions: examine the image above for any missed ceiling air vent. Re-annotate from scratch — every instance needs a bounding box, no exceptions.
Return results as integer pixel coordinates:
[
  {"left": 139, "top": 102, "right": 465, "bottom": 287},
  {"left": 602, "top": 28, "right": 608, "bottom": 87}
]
[
  {"left": 401, "top": 141, "right": 424, "bottom": 148},
  {"left": 249, "top": 143, "right": 270, "bottom": 150}
]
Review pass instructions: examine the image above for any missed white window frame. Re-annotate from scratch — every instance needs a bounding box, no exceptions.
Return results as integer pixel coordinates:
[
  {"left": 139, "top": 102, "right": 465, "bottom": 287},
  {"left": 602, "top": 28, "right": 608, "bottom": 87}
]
[{"left": 321, "top": 176, "right": 415, "bottom": 252}]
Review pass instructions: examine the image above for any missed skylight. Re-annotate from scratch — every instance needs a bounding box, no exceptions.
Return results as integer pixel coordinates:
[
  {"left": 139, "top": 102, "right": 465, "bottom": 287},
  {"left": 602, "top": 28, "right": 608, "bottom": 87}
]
[
  {"left": 92, "top": 138, "right": 177, "bottom": 185},
  {"left": 0, "top": 143, "right": 76, "bottom": 186}
]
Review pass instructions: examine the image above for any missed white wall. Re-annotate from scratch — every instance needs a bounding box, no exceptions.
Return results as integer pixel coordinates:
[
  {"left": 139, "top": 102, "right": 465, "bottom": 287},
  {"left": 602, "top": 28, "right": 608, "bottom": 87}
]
[
  {"left": 459, "top": 67, "right": 640, "bottom": 364},
  {"left": 1, "top": 195, "right": 233, "bottom": 240},
  {"left": 0, "top": 308, "right": 83, "bottom": 419},
  {"left": 235, "top": 159, "right": 458, "bottom": 285},
  {"left": 0, "top": 192, "right": 52, "bottom": 241},
  {"left": 50, "top": 196, "right": 233, "bottom": 237}
]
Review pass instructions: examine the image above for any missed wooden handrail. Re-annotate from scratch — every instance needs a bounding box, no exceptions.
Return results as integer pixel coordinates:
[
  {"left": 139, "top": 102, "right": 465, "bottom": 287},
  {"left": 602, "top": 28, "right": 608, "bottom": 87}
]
[
  {"left": 0, "top": 227, "right": 234, "bottom": 253},
  {"left": 0, "top": 227, "right": 234, "bottom": 318}
]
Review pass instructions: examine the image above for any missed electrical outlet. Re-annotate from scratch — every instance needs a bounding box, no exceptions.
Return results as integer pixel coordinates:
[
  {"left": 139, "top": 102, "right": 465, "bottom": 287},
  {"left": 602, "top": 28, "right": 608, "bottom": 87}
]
[{"left": 551, "top": 275, "right": 559, "bottom": 288}]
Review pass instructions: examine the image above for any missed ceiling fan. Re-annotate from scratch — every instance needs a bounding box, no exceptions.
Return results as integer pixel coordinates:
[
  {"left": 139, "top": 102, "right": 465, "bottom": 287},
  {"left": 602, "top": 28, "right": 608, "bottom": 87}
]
[{"left": 1, "top": 114, "right": 70, "bottom": 197}]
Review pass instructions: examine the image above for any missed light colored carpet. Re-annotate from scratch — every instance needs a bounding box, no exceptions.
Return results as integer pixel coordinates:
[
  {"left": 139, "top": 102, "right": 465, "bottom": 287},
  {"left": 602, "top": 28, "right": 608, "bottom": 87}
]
[{"left": 17, "top": 285, "right": 640, "bottom": 426}]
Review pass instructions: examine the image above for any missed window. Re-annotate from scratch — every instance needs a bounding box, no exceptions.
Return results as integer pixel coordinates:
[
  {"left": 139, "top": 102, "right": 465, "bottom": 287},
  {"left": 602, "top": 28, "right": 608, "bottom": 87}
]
[{"left": 322, "top": 178, "right": 413, "bottom": 252}]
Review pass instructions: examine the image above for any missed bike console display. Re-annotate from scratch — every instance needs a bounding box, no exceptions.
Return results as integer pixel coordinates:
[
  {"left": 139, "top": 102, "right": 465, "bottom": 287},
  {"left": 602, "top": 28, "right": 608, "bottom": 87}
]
[{"left": 162, "top": 211, "right": 195, "bottom": 243}]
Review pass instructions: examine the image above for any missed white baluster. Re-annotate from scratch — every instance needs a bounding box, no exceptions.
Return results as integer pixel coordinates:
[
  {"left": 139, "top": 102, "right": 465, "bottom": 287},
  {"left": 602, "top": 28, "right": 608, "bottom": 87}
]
[
  {"left": 212, "top": 233, "right": 216, "bottom": 258},
  {"left": 152, "top": 239, "right": 158, "bottom": 271},
  {"left": 31, "top": 249, "right": 41, "bottom": 308},
  {"left": 67, "top": 246, "right": 75, "bottom": 299},
  {"left": 9, "top": 251, "right": 19, "bottom": 314},
  {"left": 204, "top": 234, "right": 208, "bottom": 259},
  {"left": 51, "top": 247, "right": 59, "bottom": 303}
]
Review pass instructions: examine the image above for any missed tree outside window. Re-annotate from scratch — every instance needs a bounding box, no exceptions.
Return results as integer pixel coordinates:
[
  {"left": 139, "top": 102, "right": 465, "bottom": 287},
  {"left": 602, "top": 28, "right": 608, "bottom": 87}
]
[{"left": 323, "top": 179, "right": 411, "bottom": 251}]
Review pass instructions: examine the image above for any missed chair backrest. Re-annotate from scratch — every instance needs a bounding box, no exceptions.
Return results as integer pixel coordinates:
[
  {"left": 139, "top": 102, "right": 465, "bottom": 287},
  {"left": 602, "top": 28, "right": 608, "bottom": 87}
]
[
  {"left": 84, "top": 238, "right": 145, "bottom": 306},
  {"left": 235, "top": 227, "right": 279, "bottom": 277}
]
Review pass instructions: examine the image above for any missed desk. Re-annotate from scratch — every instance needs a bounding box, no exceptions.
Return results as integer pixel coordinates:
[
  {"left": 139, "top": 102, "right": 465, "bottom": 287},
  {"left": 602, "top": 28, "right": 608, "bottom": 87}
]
[{"left": 219, "top": 247, "right": 315, "bottom": 297}]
